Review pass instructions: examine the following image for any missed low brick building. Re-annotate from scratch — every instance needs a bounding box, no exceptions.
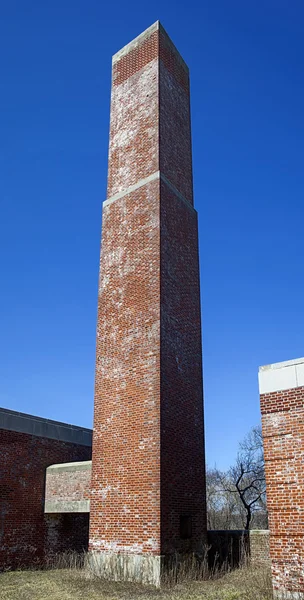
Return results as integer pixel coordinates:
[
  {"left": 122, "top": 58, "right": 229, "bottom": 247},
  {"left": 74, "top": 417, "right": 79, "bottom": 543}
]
[{"left": 0, "top": 408, "right": 92, "bottom": 569}]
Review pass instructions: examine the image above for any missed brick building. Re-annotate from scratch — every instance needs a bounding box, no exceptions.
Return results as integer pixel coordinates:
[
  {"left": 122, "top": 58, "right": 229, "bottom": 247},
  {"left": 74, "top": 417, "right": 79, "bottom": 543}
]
[
  {"left": 259, "top": 358, "right": 304, "bottom": 597},
  {"left": 0, "top": 408, "right": 92, "bottom": 569}
]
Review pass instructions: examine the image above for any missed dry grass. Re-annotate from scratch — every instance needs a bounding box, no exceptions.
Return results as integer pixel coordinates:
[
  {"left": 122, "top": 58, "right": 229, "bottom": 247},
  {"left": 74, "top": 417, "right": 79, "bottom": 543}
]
[{"left": 0, "top": 563, "right": 273, "bottom": 600}]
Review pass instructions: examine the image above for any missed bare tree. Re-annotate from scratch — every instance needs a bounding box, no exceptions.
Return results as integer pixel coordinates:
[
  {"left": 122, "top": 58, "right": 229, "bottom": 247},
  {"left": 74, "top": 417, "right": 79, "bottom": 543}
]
[
  {"left": 206, "top": 426, "right": 268, "bottom": 531},
  {"left": 206, "top": 467, "right": 243, "bottom": 530},
  {"left": 224, "top": 426, "right": 267, "bottom": 530}
]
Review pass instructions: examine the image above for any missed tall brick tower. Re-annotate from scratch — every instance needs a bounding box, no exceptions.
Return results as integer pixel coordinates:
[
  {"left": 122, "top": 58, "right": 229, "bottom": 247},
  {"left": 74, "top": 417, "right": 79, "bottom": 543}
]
[{"left": 89, "top": 21, "right": 206, "bottom": 585}]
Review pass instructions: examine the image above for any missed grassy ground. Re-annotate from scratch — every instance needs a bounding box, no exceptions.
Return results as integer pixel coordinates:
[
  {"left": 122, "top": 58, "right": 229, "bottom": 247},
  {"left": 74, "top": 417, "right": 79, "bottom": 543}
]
[{"left": 0, "top": 566, "right": 273, "bottom": 600}]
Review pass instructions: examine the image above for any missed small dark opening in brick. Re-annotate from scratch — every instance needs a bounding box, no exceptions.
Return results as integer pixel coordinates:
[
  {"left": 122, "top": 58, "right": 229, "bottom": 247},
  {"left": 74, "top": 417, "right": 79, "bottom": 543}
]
[{"left": 180, "top": 515, "right": 192, "bottom": 539}]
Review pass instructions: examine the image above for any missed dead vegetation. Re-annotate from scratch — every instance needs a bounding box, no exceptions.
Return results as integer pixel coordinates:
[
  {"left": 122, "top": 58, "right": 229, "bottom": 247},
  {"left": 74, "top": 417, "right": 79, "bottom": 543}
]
[
  {"left": 0, "top": 565, "right": 273, "bottom": 600},
  {"left": 0, "top": 550, "right": 273, "bottom": 600}
]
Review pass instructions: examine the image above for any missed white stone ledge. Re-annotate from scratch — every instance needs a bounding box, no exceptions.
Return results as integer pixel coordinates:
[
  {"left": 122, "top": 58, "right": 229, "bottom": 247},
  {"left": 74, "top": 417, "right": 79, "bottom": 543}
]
[
  {"left": 103, "top": 171, "right": 160, "bottom": 207},
  {"left": 104, "top": 170, "right": 195, "bottom": 212},
  {"left": 259, "top": 357, "right": 304, "bottom": 394},
  {"left": 44, "top": 499, "right": 90, "bottom": 514},
  {"left": 46, "top": 460, "right": 92, "bottom": 473}
]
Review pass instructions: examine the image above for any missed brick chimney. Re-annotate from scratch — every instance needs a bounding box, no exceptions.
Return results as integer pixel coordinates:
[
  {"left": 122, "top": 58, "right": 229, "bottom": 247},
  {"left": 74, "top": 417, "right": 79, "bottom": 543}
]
[{"left": 89, "top": 21, "right": 206, "bottom": 585}]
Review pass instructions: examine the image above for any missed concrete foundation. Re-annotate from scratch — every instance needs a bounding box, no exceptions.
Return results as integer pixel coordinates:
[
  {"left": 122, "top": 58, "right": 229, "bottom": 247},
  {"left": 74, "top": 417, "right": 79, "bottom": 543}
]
[{"left": 87, "top": 551, "right": 163, "bottom": 587}]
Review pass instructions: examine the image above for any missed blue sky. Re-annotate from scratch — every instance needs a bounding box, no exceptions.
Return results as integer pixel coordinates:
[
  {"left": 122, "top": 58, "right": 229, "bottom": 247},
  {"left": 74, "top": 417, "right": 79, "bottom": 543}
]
[{"left": 1, "top": 1, "right": 303, "bottom": 470}]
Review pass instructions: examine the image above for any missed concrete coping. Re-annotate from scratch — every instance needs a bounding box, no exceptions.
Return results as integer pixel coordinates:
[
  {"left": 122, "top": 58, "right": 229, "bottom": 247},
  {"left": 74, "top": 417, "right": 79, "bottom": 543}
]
[
  {"left": 0, "top": 407, "right": 92, "bottom": 447},
  {"left": 45, "top": 499, "right": 90, "bottom": 514},
  {"left": 46, "top": 460, "right": 92, "bottom": 473},
  {"left": 259, "top": 357, "right": 304, "bottom": 371},
  {"left": 258, "top": 357, "right": 304, "bottom": 394},
  {"left": 112, "top": 21, "right": 189, "bottom": 73}
]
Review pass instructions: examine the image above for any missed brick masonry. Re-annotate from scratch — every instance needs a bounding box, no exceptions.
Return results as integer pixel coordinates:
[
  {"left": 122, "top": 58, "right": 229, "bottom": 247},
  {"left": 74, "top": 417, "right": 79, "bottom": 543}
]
[
  {"left": 249, "top": 530, "right": 270, "bottom": 567},
  {"left": 89, "top": 21, "right": 206, "bottom": 574},
  {"left": 259, "top": 359, "right": 304, "bottom": 597},
  {"left": 45, "top": 461, "right": 91, "bottom": 513},
  {"left": 0, "top": 408, "right": 92, "bottom": 569}
]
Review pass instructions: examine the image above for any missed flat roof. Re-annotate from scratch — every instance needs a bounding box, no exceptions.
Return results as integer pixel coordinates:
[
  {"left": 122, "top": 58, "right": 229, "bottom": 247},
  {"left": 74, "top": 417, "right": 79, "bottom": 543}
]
[{"left": 0, "top": 407, "right": 92, "bottom": 447}]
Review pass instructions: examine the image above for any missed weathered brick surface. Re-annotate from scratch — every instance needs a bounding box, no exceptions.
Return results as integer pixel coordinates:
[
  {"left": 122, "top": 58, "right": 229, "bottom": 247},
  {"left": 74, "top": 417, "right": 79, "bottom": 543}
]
[
  {"left": 261, "top": 386, "right": 304, "bottom": 594},
  {"left": 107, "top": 58, "right": 159, "bottom": 198},
  {"left": 249, "top": 530, "right": 270, "bottom": 566},
  {"left": 45, "top": 463, "right": 91, "bottom": 508},
  {"left": 90, "top": 177, "right": 161, "bottom": 554},
  {"left": 0, "top": 427, "right": 91, "bottom": 569},
  {"left": 159, "top": 61, "right": 192, "bottom": 204},
  {"left": 90, "top": 22, "right": 206, "bottom": 558},
  {"left": 160, "top": 180, "right": 205, "bottom": 553}
]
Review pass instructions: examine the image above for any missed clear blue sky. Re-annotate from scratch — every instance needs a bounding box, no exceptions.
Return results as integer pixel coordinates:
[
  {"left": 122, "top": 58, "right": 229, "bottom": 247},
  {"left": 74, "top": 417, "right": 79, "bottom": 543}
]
[{"left": 1, "top": 2, "right": 303, "bottom": 470}]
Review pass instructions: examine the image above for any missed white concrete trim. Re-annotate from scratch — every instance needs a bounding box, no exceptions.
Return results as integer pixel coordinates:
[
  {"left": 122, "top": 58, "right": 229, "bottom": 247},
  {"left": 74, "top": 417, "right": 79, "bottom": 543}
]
[
  {"left": 103, "top": 171, "right": 195, "bottom": 212},
  {"left": 44, "top": 499, "right": 90, "bottom": 514},
  {"left": 258, "top": 357, "right": 304, "bottom": 394},
  {"left": 259, "top": 357, "right": 304, "bottom": 371},
  {"left": 46, "top": 460, "right": 92, "bottom": 473},
  {"left": 103, "top": 171, "right": 160, "bottom": 207}
]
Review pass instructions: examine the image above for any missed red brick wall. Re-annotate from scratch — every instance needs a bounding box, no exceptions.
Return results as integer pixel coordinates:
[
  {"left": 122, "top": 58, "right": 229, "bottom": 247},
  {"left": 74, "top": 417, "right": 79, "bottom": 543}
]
[
  {"left": 261, "top": 384, "right": 304, "bottom": 594},
  {"left": 90, "top": 178, "right": 161, "bottom": 554},
  {"left": 159, "top": 59, "right": 192, "bottom": 204},
  {"left": 160, "top": 180, "right": 206, "bottom": 553},
  {"left": 90, "top": 22, "right": 206, "bottom": 557},
  {"left": 0, "top": 424, "right": 91, "bottom": 569}
]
